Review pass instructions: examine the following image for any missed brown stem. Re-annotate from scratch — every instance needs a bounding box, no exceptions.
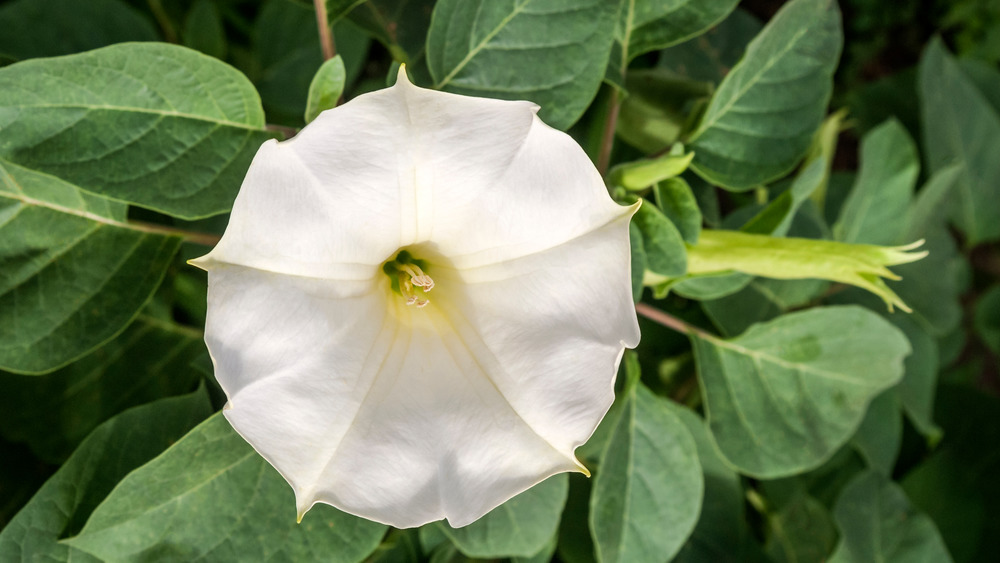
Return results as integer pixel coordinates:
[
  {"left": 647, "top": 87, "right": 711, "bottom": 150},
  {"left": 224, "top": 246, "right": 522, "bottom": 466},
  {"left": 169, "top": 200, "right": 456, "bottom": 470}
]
[
  {"left": 634, "top": 302, "right": 714, "bottom": 339},
  {"left": 147, "top": 0, "right": 178, "bottom": 43},
  {"left": 596, "top": 88, "right": 621, "bottom": 176},
  {"left": 128, "top": 220, "right": 221, "bottom": 247},
  {"left": 313, "top": 0, "right": 337, "bottom": 60}
]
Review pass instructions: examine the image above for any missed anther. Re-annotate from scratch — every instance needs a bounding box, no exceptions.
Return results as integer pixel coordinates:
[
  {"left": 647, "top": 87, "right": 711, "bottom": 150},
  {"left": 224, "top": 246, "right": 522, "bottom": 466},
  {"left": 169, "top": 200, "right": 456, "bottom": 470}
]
[{"left": 398, "top": 263, "right": 434, "bottom": 292}]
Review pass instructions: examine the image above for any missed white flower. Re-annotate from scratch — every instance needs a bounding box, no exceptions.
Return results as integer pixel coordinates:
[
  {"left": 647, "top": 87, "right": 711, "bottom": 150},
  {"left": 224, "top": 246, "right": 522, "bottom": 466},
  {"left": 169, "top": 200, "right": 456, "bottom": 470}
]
[{"left": 192, "top": 69, "right": 640, "bottom": 528}]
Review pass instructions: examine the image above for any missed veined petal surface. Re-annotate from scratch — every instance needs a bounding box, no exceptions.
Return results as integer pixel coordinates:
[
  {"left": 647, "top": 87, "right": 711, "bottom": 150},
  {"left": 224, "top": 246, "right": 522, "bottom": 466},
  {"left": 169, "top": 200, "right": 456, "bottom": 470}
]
[{"left": 196, "top": 70, "right": 639, "bottom": 528}]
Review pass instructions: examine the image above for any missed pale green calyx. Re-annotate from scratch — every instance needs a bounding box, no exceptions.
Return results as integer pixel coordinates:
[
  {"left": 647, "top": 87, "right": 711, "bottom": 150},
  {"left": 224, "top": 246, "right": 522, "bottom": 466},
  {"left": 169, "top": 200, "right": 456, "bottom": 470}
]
[{"left": 648, "top": 230, "right": 927, "bottom": 312}]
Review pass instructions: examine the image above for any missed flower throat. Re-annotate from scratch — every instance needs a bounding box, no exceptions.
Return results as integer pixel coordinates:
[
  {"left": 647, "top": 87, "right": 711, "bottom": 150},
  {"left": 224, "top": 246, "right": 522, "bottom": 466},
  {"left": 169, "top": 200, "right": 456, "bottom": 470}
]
[{"left": 383, "top": 250, "right": 434, "bottom": 308}]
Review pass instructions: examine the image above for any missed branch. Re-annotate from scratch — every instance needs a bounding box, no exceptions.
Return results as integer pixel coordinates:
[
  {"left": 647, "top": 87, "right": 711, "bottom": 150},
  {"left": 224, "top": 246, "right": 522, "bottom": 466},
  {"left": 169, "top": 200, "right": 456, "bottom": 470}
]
[
  {"left": 634, "top": 302, "right": 714, "bottom": 339},
  {"left": 313, "top": 0, "right": 337, "bottom": 60},
  {"left": 127, "top": 220, "right": 221, "bottom": 247},
  {"left": 596, "top": 88, "right": 620, "bottom": 176}
]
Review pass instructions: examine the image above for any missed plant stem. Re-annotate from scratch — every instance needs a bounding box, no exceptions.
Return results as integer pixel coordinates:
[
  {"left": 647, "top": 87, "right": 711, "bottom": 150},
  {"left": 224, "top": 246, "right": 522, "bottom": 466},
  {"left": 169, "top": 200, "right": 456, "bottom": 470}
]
[
  {"left": 313, "top": 0, "right": 337, "bottom": 61},
  {"left": 127, "top": 220, "right": 221, "bottom": 247},
  {"left": 597, "top": 88, "right": 621, "bottom": 176},
  {"left": 147, "top": 0, "right": 178, "bottom": 43},
  {"left": 634, "top": 302, "right": 713, "bottom": 339}
]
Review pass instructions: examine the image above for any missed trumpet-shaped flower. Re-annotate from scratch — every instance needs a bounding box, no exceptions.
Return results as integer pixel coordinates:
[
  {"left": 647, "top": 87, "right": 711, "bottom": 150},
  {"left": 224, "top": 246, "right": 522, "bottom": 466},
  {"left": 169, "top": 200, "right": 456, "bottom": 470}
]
[{"left": 192, "top": 69, "right": 640, "bottom": 528}]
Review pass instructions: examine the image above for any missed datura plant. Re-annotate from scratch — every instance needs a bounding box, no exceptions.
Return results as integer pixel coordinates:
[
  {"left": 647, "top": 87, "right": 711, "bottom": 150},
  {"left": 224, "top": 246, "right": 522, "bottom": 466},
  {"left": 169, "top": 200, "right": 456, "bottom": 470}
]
[
  {"left": 2, "top": 0, "right": 995, "bottom": 561},
  {"left": 191, "top": 69, "right": 640, "bottom": 528}
]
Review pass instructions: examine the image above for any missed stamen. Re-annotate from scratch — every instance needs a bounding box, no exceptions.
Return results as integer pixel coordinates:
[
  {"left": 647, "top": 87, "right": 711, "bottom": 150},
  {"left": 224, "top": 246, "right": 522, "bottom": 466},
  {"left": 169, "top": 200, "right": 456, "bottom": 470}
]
[
  {"left": 399, "top": 274, "right": 430, "bottom": 308},
  {"left": 398, "top": 263, "right": 434, "bottom": 292}
]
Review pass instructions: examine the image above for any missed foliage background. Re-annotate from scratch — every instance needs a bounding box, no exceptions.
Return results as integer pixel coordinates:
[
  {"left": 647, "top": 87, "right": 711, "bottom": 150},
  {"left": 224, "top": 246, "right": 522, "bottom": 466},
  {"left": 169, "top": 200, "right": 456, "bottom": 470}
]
[{"left": 1, "top": 0, "right": 998, "bottom": 561}]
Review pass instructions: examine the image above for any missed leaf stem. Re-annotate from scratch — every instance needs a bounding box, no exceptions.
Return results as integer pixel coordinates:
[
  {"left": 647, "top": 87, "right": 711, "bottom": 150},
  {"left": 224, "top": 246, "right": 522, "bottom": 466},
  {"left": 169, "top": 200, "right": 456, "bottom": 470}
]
[
  {"left": 634, "top": 302, "right": 713, "bottom": 339},
  {"left": 313, "top": 0, "right": 337, "bottom": 61},
  {"left": 597, "top": 88, "right": 620, "bottom": 176},
  {"left": 127, "top": 220, "right": 221, "bottom": 247}
]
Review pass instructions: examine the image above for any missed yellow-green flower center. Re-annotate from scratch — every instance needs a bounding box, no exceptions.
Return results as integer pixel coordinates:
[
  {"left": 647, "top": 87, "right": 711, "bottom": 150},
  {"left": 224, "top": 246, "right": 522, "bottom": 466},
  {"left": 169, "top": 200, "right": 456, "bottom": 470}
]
[{"left": 383, "top": 250, "right": 434, "bottom": 308}]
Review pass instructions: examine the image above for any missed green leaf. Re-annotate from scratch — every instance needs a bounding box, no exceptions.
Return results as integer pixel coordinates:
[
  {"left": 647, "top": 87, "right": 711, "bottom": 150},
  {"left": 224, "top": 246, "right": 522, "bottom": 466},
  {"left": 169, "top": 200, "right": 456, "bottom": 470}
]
[
  {"left": 669, "top": 403, "right": 767, "bottom": 563},
  {"left": 834, "top": 119, "right": 919, "bottom": 245},
  {"left": 63, "top": 413, "right": 388, "bottom": 562},
  {"left": 670, "top": 272, "right": 753, "bottom": 301},
  {"left": 0, "top": 390, "right": 212, "bottom": 561},
  {"left": 902, "top": 164, "right": 961, "bottom": 242},
  {"left": 654, "top": 177, "right": 702, "bottom": 244},
  {"left": 0, "top": 0, "right": 158, "bottom": 62},
  {"left": 629, "top": 222, "right": 647, "bottom": 302},
  {"left": 437, "top": 475, "right": 567, "bottom": 559},
  {"left": 0, "top": 43, "right": 272, "bottom": 219},
  {"left": 691, "top": 306, "right": 910, "bottom": 477},
  {"left": 608, "top": 0, "right": 740, "bottom": 79},
  {"left": 657, "top": 8, "right": 762, "bottom": 84},
  {"left": 829, "top": 471, "right": 953, "bottom": 563},
  {"left": 633, "top": 201, "right": 687, "bottom": 277},
  {"left": 305, "top": 55, "right": 346, "bottom": 123},
  {"left": 557, "top": 473, "right": 598, "bottom": 563},
  {"left": 850, "top": 391, "right": 902, "bottom": 476},
  {"left": 889, "top": 315, "right": 941, "bottom": 440},
  {"left": 0, "top": 161, "right": 181, "bottom": 374},
  {"left": 589, "top": 383, "right": 703, "bottom": 563},
  {"left": 764, "top": 493, "right": 837, "bottom": 563},
  {"left": 919, "top": 37, "right": 1000, "bottom": 245},
  {"left": 890, "top": 225, "right": 962, "bottom": 335},
  {"left": 741, "top": 157, "right": 826, "bottom": 237},
  {"left": 426, "top": 0, "right": 617, "bottom": 130},
  {"left": 702, "top": 278, "right": 828, "bottom": 337},
  {"left": 0, "top": 317, "right": 205, "bottom": 462},
  {"left": 688, "top": 0, "right": 842, "bottom": 190},
  {"left": 183, "top": 0, "right": 228, "bottom": 60}
]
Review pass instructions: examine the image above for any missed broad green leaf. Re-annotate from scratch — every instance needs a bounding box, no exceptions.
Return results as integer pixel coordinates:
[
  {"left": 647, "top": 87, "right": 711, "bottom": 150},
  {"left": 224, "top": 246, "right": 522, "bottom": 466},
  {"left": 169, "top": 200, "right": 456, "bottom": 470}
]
[
  {"left": 829, "top": 471, "right": 953, "bottom": 563},
  {"left": 512, "top": 532, "right": 558, "bottom": 563},
  {"left": 919, "top": 38, "right": 1000, "bottom": 245},
  {"left": 741, "top": 157, "right": 826, "bottom": 237},
  {"left": 426, "top": 0, "right": 617, "bottom": 130},
  {"left": 437, "top": 475, "right": 567, "bottom": 559},
  {"left": 305, "top": 55, "right": 346, "bottom": 123},
  {"left": 0, "top": 0, "right": 158, "bottom": 62},
  {"left": 902, "top": 164, "right": 961, "bottom": 242},
  {"left": 0, "top": 43, "right": 271, "bottom": 219},
  {"left": 701, "top": 278, "right": 828, "bottom": 337},
  {"left": 608, "top": 0, "right": 740, "bottom": 80},
  {"left": 850, "top": 391, "right": 902, "bottom": 475},
  {"left": 655, "top": 177, "right": 702, "bottom": 244},
  {"left": 589, "top": 382, "right": 703, "bottom": 563},
  {"left": 669, "top": 403, "right": 767, "bottom": 563},
  {"left": 688, "top": 0, "right": 842, "bottom": 190},
  {"left": 629, "top": 222, "right": 647, "bottom": 302},
  {"left": 0, "top": 390, "right": 212, "bottom": 562},
  {"left": 657, "top": 8, "right": 762, "bottom": 84},
  {"left": 64, "top": 414, "right": 387, "bottom": 562},
  {"left": 183, "top": 0, "right": 227, "bottom": 60},
  {"left": 834, "top": 119, "right": 919, "bottom": 245},
  {"left": 691, "top": 306, "right": 909, "bottom": 477},
  {"left": 0, "top": 317, "right": 204, "bottom": 462},
  {"left": 889, "top": 315, "right": 941, "bottom": 439},
  {"left": 764, "top": 493, "right": 837, "bottom": 563},
  {"left": 633, "top": 200, "right": 687, "bottom": 277},
  {"left": 0, "top": 161, "right": 181, "bottom": 374}
]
